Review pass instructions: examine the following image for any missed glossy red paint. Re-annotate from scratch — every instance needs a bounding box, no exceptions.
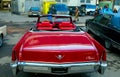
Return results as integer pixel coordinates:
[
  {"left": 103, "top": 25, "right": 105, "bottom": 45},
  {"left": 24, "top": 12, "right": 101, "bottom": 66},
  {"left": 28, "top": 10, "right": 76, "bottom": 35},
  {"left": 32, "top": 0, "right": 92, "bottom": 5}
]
[
  {"left": 12, "top": 31, "right": 106, "bottom": 63},
  {"left": 11, "top": 15, "right": 107, "bottom": 76}
]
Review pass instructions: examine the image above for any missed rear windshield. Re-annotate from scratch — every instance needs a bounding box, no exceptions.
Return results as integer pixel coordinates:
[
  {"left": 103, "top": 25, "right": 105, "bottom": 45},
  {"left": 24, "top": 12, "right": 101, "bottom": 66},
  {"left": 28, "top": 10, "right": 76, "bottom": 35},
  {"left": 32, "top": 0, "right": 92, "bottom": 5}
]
[
  {"left": 86, "top": 5, "right": 96, "bottom": 9},
  {"left": 30, "top": 7, "right": 40, "bottom": 11},
  {"left": 55, "top": 4, "right": 68, "bottom": 11}
]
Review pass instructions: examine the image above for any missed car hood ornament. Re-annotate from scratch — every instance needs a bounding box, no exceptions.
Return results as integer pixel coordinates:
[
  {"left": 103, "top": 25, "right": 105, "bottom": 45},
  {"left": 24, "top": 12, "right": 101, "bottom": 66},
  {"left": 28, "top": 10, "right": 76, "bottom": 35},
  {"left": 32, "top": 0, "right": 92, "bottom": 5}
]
[{"left": 56, "top": 55, "right": 64, "bottom": 60}]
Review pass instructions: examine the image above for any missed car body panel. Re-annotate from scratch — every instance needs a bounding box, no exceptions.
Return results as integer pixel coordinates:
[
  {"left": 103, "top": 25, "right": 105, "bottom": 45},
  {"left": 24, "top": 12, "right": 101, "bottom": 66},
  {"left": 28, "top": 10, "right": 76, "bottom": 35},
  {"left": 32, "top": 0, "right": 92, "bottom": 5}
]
[{"left": 0, "top": 25, "right": 7, "bottom": 46}]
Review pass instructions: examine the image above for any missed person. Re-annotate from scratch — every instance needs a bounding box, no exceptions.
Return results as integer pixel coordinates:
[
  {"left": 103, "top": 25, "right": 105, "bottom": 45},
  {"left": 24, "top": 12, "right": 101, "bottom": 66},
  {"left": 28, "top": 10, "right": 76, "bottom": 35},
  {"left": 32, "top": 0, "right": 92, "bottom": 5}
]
[
  {"left": 113, "top": 8, "right": 118, "bottom": 13},
  {"left": 8, "top": 3, "right": 11, "bottom": 11},
  {"left": 74, "top": 6, "right": 79, "bottom": 21}
]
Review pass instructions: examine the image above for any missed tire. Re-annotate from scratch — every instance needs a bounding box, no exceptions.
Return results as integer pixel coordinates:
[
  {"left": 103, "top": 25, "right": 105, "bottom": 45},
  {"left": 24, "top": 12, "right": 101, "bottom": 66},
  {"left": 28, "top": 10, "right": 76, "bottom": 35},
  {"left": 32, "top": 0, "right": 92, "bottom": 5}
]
[
  {"left": 104, "top": 40, "right": 112, "bottom": 49},
  {"left": 0, "top": 35, "right": 3, "bottom": 47}
]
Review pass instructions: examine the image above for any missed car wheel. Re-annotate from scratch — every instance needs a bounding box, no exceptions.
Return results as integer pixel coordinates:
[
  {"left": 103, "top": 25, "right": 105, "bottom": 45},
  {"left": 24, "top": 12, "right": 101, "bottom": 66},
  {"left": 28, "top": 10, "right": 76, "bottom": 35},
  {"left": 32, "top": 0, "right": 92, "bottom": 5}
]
[
  {"left": 0, "top": 35, "right": 3, "bottom": 46},
  {"left": 105, "top": 40, "right": 112, "bottom": 49}
]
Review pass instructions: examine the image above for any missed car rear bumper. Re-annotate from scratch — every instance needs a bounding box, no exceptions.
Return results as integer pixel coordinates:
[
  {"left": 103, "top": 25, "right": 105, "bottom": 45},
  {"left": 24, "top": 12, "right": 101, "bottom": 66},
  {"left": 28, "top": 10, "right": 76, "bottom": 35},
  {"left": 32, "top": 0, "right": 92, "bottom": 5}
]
[{"left": 10, "top": 61, "right": 107, "bottom": 75}]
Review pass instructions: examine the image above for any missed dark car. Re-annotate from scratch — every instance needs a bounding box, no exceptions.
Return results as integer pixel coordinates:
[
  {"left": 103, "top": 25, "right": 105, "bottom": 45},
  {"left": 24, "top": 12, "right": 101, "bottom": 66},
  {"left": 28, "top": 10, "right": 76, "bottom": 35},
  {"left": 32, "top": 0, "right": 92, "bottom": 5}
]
[
  {"left": 78, "top": 6, "right": 86, "bottom": 16},
  {"left": 68, "top": 6, "right": 86, "bottom": 16},
  {"left": 68, "top": 6, "right": 76, "bottom": 16},
  {"left": 0, "top": 25, "right": 7, "bottom": 47},
  {"left": 86, "top": 13, "right": 120, "bottom": 50},
  {"left": 28, "top": 7, "right": 41, "bottom": 17}
]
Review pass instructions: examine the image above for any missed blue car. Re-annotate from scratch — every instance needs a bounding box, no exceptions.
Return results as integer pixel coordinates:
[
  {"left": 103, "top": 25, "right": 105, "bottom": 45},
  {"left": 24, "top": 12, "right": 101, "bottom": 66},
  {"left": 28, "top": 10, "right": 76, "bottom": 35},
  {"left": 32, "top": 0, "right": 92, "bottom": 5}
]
[
  {"left": 28, "top": 7, "right": 41, "bottom": 17},
  {"left": 48, "top": 3, "right": 69, "bottom": 15}
]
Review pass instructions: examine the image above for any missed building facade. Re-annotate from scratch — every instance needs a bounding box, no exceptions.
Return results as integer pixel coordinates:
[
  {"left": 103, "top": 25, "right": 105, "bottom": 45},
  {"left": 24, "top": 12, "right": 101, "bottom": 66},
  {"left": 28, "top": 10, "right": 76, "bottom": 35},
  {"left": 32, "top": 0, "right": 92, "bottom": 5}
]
[
  {"left": 56, "top": 0, "right": 97, "bottom": 6},
  {"left": 0, "top": 0, "right": 11, "bottom": 10},
  {"left": 10, "top": 0, "right": 120, "bottom": 14},
  {"left": 11, "top": 0, "right": 41, "bottom": 14}
]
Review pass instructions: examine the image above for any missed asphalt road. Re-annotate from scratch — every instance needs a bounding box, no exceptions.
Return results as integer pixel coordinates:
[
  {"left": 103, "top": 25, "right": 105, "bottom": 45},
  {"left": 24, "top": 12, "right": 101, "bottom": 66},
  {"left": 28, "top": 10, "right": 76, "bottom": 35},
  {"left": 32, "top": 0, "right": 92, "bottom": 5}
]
[{"left": 0, "top": 12, "right": 120, "bottom": 77}]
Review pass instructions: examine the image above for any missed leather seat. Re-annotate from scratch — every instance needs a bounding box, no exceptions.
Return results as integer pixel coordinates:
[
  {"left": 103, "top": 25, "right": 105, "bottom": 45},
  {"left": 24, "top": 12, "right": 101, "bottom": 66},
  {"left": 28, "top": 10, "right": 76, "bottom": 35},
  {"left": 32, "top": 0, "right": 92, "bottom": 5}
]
[
  {"left": 59, "top": 22, "right": 75, "bottom": 30},
  {"left": 37, "top": 21, "right": 53, "bottom": 30}
]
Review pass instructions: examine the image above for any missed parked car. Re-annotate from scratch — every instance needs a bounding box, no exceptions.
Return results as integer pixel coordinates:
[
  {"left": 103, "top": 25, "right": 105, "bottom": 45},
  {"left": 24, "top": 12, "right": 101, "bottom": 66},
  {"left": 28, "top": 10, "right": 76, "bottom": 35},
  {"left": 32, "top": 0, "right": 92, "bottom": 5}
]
[
  {"left": 28, "top": 7, "right": 41, "bottom": 17},
  {"left": 0, "top": 25, "right": 7, "bottom": 47},
  {"left": 78, "top": 6, "right": 86, "bottom": 16},
  {"left": 48, "top": 3, "right": 69, "bottom": 15},
  {"left": 68, "top": 6, "right": 76, "bottom": 16},
  {"left": 80, "top": 4, "right": 96, "bottom": 15},
  {"left": 10, "top": 14, "right": 107, "bottom": 76},
  {"left": 68, "top": 6, "right": 85, "bottom": 16},
  {"left": 86, "top": 13, "right": 120, "bottom": 50}
]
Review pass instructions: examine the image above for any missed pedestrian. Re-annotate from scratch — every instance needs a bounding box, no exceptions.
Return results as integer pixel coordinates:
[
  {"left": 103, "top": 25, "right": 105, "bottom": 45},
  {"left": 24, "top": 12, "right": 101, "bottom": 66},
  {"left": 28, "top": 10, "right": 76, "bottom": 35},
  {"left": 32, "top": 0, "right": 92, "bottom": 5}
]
[
  {"left": 113, "top": 8, "right": 118, "bottom": 13},
  {"left": 8, "top": 3, "right": 11, "bottom": 12},
  {"left": 74, "top": 6, "right": 79, "bottom": 21}
]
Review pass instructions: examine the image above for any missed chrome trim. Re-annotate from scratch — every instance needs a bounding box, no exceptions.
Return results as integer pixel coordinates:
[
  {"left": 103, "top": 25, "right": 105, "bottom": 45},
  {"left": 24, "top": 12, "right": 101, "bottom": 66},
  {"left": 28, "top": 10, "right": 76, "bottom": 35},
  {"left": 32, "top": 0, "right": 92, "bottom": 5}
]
[
  {"left": 10, "top": 61, "right": 108, "bottom": 75},
  {"left": 10, "top": 62, "right": 17, "bottom": 76},
  {"left": 17, "top": 62, "right": 100, "bottom": 67},
  {"left": 99, "top": 61, "right": 107, "bottom": 74}
]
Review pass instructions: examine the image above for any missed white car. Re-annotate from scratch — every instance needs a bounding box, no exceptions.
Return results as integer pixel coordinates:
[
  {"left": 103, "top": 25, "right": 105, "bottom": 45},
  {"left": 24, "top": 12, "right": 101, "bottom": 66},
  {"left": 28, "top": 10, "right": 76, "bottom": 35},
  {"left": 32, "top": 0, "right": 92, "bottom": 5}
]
[
  {"left": 0, "top": 25, "right": 7, "bottom": 46},
  {"left": 80, "top": 4, "right": 96, "bottom": 15}
]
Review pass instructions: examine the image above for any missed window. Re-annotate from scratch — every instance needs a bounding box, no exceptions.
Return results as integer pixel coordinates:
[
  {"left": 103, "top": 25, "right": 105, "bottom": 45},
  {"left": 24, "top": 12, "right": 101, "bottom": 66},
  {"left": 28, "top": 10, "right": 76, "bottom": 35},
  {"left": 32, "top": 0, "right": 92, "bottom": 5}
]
[
  {"left": 99, "top": 15, "right": 112, "bottom": 25},
  {"left": 115, "top": 0, "right": 120, "bottom": 5},
  {"left": 56, "top": 0, "right": 61, "bottom": 2},
  {"left": 63, "top": 0, "right": 67, "bottom": 2},
  {"left": 93, "top": 15, "right": 102, "bottom": 22},
  {"left": 86, "top": 0, "right": 90, "bottom": 3},
  {"left": 80, "top": 0, "right": 85, "bottom": 3}
]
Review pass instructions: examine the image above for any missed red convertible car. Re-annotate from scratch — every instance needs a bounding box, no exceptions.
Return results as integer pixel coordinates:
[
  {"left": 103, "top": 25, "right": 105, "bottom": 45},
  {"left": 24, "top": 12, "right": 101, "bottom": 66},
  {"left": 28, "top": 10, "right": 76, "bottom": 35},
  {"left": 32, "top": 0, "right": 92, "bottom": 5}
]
[{"left": 10, "top": 15, "right": 107, "bottom": 76}]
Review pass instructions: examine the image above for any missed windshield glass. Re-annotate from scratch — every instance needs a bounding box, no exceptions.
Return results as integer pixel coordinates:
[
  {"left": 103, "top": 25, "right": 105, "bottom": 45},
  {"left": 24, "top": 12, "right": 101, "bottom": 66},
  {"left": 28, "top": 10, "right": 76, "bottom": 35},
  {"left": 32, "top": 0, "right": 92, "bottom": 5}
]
[
  {"left": 86, "top": 5, "right": 96, "bottom": 9},
  {"left": 30, "top": 7, "right": 40, "bottom": 11},
  {"left": 39, "top": 16, "right": 71, "bottom": 22}
]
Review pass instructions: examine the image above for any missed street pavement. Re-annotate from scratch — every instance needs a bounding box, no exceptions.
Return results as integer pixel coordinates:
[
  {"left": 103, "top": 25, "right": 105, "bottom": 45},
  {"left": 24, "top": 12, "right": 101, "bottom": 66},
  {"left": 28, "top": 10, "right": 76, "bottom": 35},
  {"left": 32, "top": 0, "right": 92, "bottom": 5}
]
[{"left": 0, "top": 11, "right": 93, "bottom": 26}]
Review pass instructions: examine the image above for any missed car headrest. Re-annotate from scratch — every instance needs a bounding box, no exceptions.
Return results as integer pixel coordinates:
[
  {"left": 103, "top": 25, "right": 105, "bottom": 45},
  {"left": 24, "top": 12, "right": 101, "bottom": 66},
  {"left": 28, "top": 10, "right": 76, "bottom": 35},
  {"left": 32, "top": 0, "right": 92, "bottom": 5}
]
[
  {"left": 59, "top": 22, "right": 75, "bottom": 30},
  {"left": 37, "top": 21, "right": 53, "bottom": 30}
]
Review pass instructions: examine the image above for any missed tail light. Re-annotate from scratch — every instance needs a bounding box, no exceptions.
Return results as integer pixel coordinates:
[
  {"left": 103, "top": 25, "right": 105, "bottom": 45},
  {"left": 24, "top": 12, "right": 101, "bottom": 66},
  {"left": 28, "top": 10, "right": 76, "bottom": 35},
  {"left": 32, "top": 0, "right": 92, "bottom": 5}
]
[{"left": 12, "top": 51, "right": 16, "bottom": 61}]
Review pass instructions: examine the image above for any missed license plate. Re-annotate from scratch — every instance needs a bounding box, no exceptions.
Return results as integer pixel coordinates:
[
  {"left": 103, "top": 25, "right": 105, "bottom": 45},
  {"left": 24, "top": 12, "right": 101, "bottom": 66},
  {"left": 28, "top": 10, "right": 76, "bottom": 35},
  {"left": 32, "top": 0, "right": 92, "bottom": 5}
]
[{"left": 52, "top": 67, "right": 68, "bottom": 73}]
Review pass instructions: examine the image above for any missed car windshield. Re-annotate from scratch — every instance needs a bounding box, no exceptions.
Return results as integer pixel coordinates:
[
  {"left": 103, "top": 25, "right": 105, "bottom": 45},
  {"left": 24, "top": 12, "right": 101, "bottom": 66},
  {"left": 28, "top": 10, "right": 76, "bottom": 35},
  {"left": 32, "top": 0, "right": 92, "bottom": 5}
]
[
  {"left": 55, "top": 4, "right": 68, "bottom": 11},
  {"left": 39, "top": 15, "right": 71, "bottom": 22},
  {"left": 86, "top": 5, "right": 96, "bottom": 9},
  {"left": 30, "top": 7, "right": 40, "bottom": 11}
]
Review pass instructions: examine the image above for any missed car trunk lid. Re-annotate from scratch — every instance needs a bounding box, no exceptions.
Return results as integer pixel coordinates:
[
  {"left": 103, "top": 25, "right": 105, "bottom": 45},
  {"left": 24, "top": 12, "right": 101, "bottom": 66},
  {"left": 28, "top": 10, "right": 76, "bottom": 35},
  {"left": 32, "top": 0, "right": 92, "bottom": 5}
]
[{"left": 20, "top": 32, "right": 99, "bottom": 63}]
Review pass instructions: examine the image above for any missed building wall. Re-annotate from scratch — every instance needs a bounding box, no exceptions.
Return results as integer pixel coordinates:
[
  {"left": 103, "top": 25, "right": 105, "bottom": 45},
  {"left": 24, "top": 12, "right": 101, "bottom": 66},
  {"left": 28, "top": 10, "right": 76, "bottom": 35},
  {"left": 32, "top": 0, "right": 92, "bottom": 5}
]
[
  {"left": 11, "top": 0, "right": 98, "bottom": 14},
  {"left": 1, "top": 0, "right": 11, "bottom": 9},
  {"left": 55, "top": 0, "right": 97, "bottom": 6}
]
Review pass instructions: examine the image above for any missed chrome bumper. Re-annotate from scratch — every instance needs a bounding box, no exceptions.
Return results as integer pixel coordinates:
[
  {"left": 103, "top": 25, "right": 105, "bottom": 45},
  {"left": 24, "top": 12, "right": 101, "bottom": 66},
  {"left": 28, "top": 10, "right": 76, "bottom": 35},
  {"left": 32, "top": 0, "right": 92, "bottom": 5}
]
[{"left": 10, "top": 61, "right": 107, "bottom": 75}]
